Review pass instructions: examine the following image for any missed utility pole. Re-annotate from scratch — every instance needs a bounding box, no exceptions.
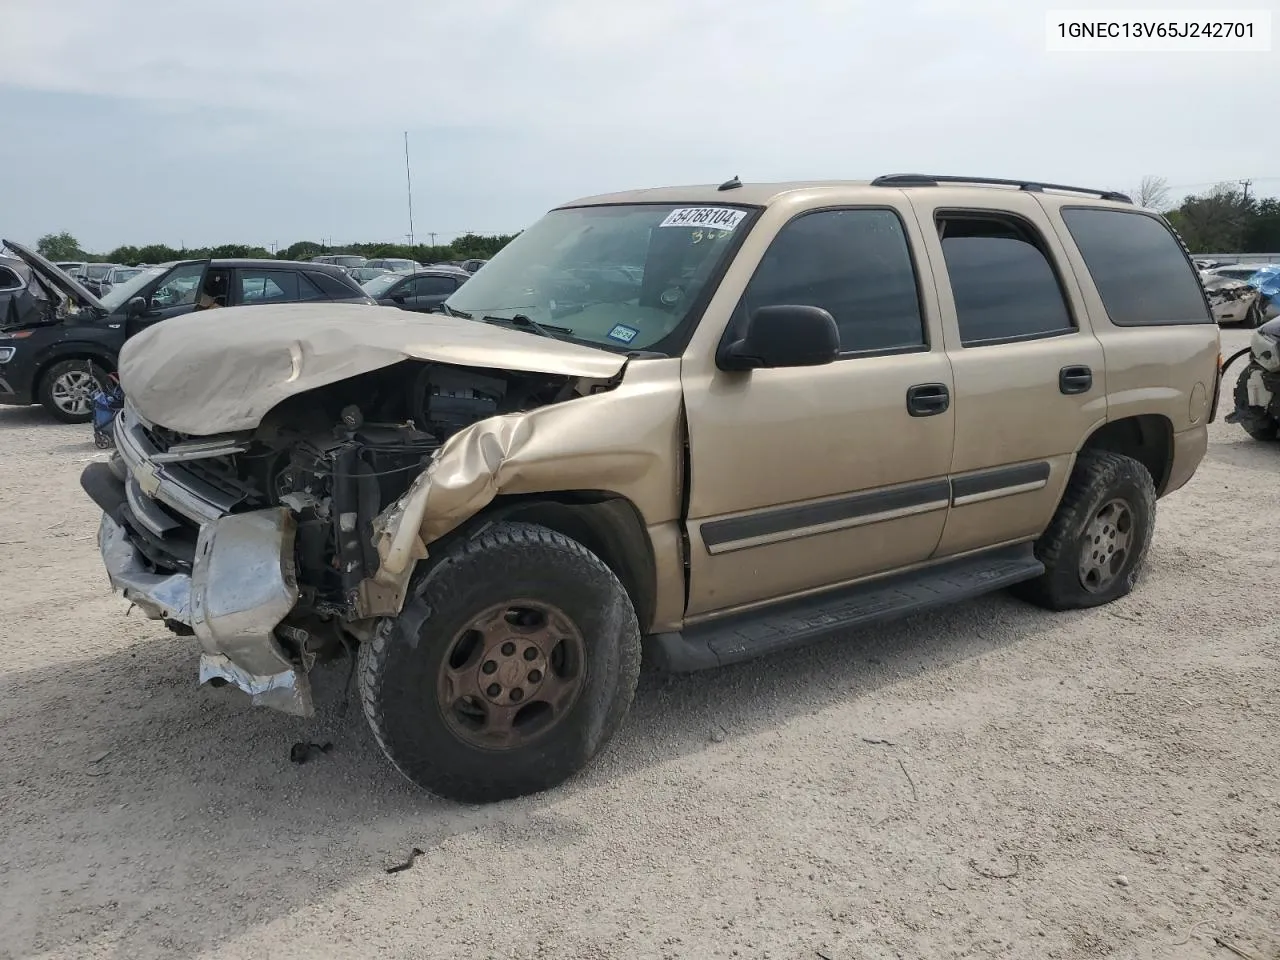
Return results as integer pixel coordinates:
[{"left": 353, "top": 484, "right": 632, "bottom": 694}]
[
  {"left": 1240, "top": 179, "right": 1253, "bottom": 203},
  {"left": 404, "top": 132, "right": 415, "bottom": 246},
  {"left": 428, "top": 232, "right": 437, "bottom": 245}
]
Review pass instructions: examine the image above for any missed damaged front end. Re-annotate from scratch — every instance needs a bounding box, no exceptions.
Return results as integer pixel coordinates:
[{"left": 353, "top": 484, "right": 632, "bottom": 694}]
[
  {"left": 83, "top": 358, "right": 615, "bottom": 716},
  {"left": 1225, "top": 318, "right": 1280, "bottom": 436}
]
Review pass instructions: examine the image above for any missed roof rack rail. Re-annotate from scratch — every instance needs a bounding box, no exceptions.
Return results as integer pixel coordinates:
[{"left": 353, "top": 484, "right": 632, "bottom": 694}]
[{"left": 870, "top": 174, "right": 1132, "bottom": 204}]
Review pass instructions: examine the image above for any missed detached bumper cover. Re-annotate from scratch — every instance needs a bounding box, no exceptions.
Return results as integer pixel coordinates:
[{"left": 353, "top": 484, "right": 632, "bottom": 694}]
[{"left": 97, "top": 506, "right": 313, "bottom": 716}]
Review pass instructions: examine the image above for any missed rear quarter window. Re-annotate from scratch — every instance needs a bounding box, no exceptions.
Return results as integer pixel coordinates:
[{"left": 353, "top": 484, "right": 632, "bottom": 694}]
[{"left": 1060, "top": 207, "right": 1211, "bottom": 326}]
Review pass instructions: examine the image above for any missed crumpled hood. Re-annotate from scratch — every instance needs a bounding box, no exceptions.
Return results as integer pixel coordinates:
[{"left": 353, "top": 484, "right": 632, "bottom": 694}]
[{"left": 119, "top": 302, "right": 627, "bottom": 435}]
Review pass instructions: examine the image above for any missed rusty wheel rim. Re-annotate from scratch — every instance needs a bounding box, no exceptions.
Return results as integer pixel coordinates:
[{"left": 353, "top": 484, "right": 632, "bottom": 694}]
[
  {"left": 436, "top": 601, "right": 586, "bottom": 750},
  {"left": 1078, "top": 498, "right": 1134, "bottom": 593}
]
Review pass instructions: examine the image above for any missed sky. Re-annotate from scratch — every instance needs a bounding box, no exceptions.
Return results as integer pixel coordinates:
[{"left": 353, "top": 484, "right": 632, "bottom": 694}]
[{"left": 0, "top": 0, "right": 1277, "bottom": 252}]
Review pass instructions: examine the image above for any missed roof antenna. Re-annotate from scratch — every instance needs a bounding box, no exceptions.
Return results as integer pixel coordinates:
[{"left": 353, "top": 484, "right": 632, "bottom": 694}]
[{"left": 717, "top": 175, "right": 742, "bottom": 191}]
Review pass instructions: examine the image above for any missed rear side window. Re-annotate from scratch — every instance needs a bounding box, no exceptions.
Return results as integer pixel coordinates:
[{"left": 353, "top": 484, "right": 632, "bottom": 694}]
[
  {"left": 1061, "top": 208, "right": 1211, "bottom": 325},
  {"left": 239, "top": 270, "right": 299, "bottom": 303},
  {"left": 937, "top": 214, "right": 1074, "bottom": 346},
  {"left": 741, "top": 208, "right": 926, "bottom": 354},
  {"left": 0, "top": 267, "right": 23, "bottom": 290},
  {"left": 413, "top": 275, "right": 457, "bottom": 296},
  {"left": 296, "top": 273, "right": 326, "bottom": 301}
]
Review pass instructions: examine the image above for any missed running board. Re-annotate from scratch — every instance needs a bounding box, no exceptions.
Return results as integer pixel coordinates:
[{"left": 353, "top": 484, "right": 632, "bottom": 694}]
[{"left": 649, "top": 543, "right": 1043, "bottom": 672}]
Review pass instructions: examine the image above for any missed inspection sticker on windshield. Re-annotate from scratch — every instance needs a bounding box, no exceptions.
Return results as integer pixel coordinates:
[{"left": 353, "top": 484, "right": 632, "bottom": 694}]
[
  {"left": 607, "top": 324, "right": 639, "bottom": 344},
  {"left": 659, "top": 207, "right": 746, "bottom": 231}
]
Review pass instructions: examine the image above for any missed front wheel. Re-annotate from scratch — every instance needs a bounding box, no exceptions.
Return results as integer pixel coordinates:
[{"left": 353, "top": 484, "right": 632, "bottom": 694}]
[
  {"left": 38, "top": 359, "right": 109, "bottom": 424},
  {"left": 1012, "top": 451, "right": 1156, "bottom": 611},
  {"left": 1231, "top": 364, "right": 1280, "bottom": 441},
  {"left": 358, "top": 521, "right": 642, "bottom": 803}
]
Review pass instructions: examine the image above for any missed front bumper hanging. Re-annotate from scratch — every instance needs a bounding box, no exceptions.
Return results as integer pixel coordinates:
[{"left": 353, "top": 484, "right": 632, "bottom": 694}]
[{"left": 97, "top": 504, "right": 313, "bottom": 717}]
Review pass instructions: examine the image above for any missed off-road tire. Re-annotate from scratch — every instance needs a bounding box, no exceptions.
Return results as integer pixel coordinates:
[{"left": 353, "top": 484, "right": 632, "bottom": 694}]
[
  {"left": 37, "top": 358, "right": 109, "bottom": 424},
  {"left": 1011, "top": 451, "right": 1156, "bottom": 611},
  {"left": 358, "top": 521, "right": 642, "bottom": 803},
  {"left": 1232, "top": 365, "right": 1280, "bottom": 440}
]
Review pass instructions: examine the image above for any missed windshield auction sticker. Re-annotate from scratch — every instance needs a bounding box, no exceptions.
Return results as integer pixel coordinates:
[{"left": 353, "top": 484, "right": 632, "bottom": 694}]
[{"left": 659, "top": 207, "right": 746, "bottom": 230}]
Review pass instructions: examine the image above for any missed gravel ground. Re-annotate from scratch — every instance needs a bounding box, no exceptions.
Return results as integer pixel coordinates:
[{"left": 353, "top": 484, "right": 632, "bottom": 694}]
[{"left": 1, "top": 327, "right": 1277, "bottom": 960}]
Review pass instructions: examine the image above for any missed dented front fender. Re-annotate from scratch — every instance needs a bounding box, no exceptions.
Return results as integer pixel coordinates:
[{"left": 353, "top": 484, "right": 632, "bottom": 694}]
[{"left": 360, "top": 358, "right": 686, "bottom": 617}]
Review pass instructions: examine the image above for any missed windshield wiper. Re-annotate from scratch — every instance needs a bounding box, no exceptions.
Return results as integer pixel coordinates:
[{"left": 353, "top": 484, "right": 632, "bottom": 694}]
[
  {"left": 440, "top": 302, "right": 468, "bottom": 319},
  {"left": 482, "top": 313, "right": 573, "bottom": 341}
]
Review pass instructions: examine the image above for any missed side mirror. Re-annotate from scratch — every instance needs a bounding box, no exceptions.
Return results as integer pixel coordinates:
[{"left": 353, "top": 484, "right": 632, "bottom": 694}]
[
  {"left": 718, "top": 304, "right": 840, "bottom": 371},
  {"left": 126, "top": 296, "right": 147, "bottom": 318}
]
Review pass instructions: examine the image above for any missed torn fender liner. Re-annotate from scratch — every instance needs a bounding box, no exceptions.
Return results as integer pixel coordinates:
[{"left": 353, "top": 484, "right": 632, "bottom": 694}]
[{"left": 118, "top": 303, "right": 627, "bottom": 435}]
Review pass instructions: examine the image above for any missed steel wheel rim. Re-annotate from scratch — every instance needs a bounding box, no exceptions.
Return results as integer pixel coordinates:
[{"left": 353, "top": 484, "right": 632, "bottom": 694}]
[
  {"left": 51, "top": 369, "right": 99, "bottom": 416},
  {"left": 1078, "top": 498, "right": 1134, "bottom": 593},
  {"left": 436, "top": 600, "right": 586, "bottom": 751}
]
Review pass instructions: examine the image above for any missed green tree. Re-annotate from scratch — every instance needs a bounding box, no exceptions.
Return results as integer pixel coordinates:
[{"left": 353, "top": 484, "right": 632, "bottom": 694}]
[
  {"left": 36, "top": 231, "right": 83, "bottom": 261},
  {"left": 1167, "top": 184, "right": 1254, "bottom": 253}
]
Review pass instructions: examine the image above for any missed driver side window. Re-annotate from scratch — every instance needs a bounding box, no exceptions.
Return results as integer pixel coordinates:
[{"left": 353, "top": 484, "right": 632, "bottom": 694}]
[
  {"left": 151, "top": 264, "right": 206, "bottom": 308},
  {"left": 739, "top": 208, "right": 926, "bottom": 355}
]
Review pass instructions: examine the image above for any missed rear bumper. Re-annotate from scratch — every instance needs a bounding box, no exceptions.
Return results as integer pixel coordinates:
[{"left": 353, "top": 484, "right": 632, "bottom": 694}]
[{"left": 90, "top": 464, "right": 312, "bottom": 716}]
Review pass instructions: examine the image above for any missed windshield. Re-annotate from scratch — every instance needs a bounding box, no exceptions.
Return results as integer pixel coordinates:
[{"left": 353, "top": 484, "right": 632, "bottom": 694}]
[
  {"left": 444, "top": 203, "right": 750, "bottom": 352},
  {"left": 112, "top": 268, "right": 144, "bottom": 282},
  {"left": 99, "top": 265, "right": 169, "bottom": 310},
  {"left": 330, "top": 255, "right": 365, "bottom": 267},
  {"left": 84, "top": 264, "right": 113, "bottom": 279},
  {"left": 363, "top": 274, "right": 403, "bottom": 296}
]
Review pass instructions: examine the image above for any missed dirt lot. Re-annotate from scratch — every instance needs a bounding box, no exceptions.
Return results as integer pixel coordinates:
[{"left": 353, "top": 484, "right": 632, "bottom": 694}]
[{"left": 1, "top": 327, "right": 1277, "bottom": 960}]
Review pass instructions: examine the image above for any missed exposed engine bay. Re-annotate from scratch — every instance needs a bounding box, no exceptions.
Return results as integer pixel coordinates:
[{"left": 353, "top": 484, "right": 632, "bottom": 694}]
[{"left": 120, "top": 359, "right": 597, "bottom": 661}]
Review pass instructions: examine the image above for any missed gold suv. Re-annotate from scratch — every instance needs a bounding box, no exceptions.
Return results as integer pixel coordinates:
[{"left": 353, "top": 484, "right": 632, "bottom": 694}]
[{"left": 84, "top": 174, "right": 1222, "bottom": 803}]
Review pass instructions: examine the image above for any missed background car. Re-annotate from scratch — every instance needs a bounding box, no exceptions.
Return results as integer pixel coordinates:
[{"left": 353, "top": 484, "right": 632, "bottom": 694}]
[
  {"left": 363, "top": 267, "right": 469, "bottom": 312},
  {"left": 55, "top": 260, "right": 87, "bottom": 278},
  {"left": 347, "top": 266, "right": 392, "bottom": 284},
  {"left": 365, "top": 257, "right": 421, "bottom": 273},
  {"left": 310, "top": 254, "right": 367, "bottom": 269},
  {"left": 1203, "top": 263, "right": 1280, "bottom": 320},
  {"left": 77, "top": 263, "right": 118, "bottom": 296},
  {"left": 0, "top": 242, "right": 375, "bottom": 422},
  {"left": 0, "top": 254, "right": 34, "bottom": 327}
]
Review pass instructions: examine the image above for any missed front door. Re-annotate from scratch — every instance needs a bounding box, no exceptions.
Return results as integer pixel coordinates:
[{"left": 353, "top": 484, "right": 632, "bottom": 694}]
[
  {"left": 906, "top": 192, "right": 1107, "bottom": 557},
  {"left": 680, "top": 201, "right": 955, "bottom": 617},
  {"left": 128, "top": 261, "right": 210, "bottom": 336}
]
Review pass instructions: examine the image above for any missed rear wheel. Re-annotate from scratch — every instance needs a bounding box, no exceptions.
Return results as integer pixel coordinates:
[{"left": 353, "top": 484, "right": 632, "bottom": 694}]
[
  {"left": 38, "top": 359, "right": 109, "bottom": 424},
  {"left": 358, "top": 521, "right": 641, "bottom": 803},
  {"left": 1012, "top": 451, "right": 1156, "bottom": 611}
]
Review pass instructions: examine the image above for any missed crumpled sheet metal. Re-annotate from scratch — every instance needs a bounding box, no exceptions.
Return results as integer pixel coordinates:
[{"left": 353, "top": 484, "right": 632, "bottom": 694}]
[
  {"left": 98, "top": 513, "right": 191, "bottom": 622},
  {"left": 119, "top": 303, "right": 627, "bottom": 435},
  {"left": 199, "top": 653, "right": 314, "bottom": 717},
  {"left": 372, "top": 362, "right": 685, "bottom": 592}
]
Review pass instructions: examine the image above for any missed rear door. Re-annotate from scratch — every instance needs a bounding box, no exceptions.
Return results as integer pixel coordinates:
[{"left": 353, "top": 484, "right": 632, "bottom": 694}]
[{"left": 905, "top": 191, "right": 1106, "bottom": 557}]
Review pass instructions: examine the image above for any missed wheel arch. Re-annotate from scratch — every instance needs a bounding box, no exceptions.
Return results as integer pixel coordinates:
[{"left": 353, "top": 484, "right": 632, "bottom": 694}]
[
  {"left": 34, "top": 345, "right": 117, "bottom": 394},
  {"left": 433, "top": 491, "right": 659, "bottom": 634},
  {"left": 1078, "top": 414, "right": 1174, "bottom": 496}
]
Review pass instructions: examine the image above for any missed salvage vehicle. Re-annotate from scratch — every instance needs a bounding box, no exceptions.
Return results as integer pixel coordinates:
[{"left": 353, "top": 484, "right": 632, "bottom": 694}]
[
  {"left": 81, "top": 174, "right": 1220, "bottom": 803},
  {"left": 364, "top": 267, "right": 470, "bottom": 313},
  {"left": 1224, "top": 314, "right": 1280, "bottom": 439},
  {"left": 0, "top": 243, "right": 374, "bottom": 422},
  {"left": 1201, "top": 273, "right": 1264, "bottom": 326}
]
